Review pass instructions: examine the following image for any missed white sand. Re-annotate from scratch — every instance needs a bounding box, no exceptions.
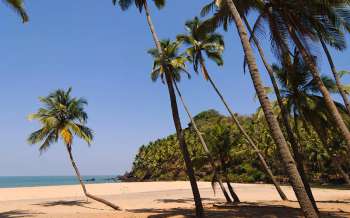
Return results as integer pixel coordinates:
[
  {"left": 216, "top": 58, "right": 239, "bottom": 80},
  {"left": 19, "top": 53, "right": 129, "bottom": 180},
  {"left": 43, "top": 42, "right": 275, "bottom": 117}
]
[{"left": 0, "top": 181, "right": 349, "bottom": 217}]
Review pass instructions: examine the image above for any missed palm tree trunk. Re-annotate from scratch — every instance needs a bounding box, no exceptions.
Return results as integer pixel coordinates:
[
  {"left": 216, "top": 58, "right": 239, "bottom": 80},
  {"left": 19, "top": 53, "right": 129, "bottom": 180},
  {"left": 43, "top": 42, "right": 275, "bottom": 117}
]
[
  {"left": 173, "top": 80, "right": 234, "bottom": 203},
  {"left": 319, "top": 36, "right": 350, "bottom": 114},
  {"left": 143, "top": 3, "right": 204, "bottom": 216},
  {"left": 65, "top": 145, "right": 120, "bottom": 210},
  {"left": 287, "top": 27, "right": 350, "bottom": 150},
  {"left": 243, "top": 17, "right": 318, "bottom": 206},
  {"left": 164, "top": 74, "right": 204, "bottom": 217},
  {"left": 221, "top": 160, "right": 240, "bottom": 202},
  {"left": 143, "top": 1, "right": 162, "bottom": 51},
  {"left": 200, "top": 59, "right": 287, "bottom": 201},
  {"left": 225, "top": 175, "right": 240, "bottom": 202},
  {"left": 338, "top": 165, "right": 350, "bottom": 185},
  {"left": 332, "top": 157, "right": 350, "bottom": 185},
  {"left": 224, "top": 1, "right": 318, "bottom": 217}
]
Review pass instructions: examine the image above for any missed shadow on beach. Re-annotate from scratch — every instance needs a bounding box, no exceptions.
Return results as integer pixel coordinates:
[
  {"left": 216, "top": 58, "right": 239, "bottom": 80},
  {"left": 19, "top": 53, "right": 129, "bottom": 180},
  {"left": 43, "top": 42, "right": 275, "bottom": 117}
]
[
  {"left": 0, "top": 210, "right": 44, "bottom": 218},
  {"left": 155, "top": 197, "right": 217, "bottom": 204},
  {"left": 128, "top": 201, "right": 350, "bottom": 218},
  {"left": 32, "top": 200, "right": 106, "bottom": 211}
]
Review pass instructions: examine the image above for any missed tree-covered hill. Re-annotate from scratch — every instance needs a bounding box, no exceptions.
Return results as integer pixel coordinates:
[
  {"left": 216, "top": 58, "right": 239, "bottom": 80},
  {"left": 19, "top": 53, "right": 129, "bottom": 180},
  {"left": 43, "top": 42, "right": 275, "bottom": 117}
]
[{"left": 127, "top": 110, "right": 350, "bottom": 185}]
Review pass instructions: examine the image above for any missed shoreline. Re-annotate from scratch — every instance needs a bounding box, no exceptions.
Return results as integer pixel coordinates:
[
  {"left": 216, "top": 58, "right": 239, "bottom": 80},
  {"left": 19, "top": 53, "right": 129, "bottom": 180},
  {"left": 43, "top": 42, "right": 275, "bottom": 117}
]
[
  {"left": 0, "top": 182, "right": 350, "bottom": 217},
  {"left": 1, "top": 178, "right": 348, "bottom": 190},
  {"left": 0, "top": 175, "right": 119, "bottom": 189}
]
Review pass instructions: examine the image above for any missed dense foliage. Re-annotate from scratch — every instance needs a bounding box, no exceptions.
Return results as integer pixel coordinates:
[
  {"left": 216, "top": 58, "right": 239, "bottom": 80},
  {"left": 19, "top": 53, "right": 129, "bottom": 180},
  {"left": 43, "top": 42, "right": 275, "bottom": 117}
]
[{"left": 130, "top": 109, "right": 350, "bottom": 184}]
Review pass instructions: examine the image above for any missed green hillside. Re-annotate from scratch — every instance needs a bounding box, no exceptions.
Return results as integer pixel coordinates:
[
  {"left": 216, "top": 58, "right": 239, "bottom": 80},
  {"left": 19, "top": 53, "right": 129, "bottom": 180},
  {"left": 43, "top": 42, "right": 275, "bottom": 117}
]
[{"left": 128, "top": 110, "right": 349, "bottom": 184}]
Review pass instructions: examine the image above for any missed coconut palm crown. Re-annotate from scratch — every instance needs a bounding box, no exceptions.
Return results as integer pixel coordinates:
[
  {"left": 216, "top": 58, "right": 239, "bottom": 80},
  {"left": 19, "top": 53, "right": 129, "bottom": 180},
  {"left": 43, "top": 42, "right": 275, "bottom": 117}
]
[
  {"left": 148, "top": 39, "right": 190, "bottom": 83},
  {"left": 177, "top": 17, "right": 225, "bottom": 80},
  {"left": 113, "top": 0, "right": 165, "bottom": 12},
  {"left": 28, "top": 88, "right": 93, "bottom": 152}
]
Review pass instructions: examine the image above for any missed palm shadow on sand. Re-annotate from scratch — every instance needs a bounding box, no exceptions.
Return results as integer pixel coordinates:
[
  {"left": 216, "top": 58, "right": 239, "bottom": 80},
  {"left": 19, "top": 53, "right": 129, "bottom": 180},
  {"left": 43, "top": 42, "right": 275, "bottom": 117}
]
[
  {"left": 128, "top": 201, "right": 350, "bottom": 218},
  {"left": 32, "top": 200, "right": 106, "bottom": 211},
  {"left": 0, "top": 210, "right": 44, "bottom": 218},
  {"left": 155, "top": 198, "right": 217, "bottom": 204}
]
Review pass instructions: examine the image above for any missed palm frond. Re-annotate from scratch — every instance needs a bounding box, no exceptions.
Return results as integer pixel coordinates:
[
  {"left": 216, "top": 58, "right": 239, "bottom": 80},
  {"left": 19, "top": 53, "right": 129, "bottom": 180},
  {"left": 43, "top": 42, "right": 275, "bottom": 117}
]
[{"left": 3, "top": 0, "right": 29, "bottom": 23}]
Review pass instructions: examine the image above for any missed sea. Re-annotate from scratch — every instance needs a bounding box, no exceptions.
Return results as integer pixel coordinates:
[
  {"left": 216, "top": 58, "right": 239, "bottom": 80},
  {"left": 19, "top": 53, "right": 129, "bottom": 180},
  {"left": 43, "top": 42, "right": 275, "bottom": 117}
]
[{"left": 0, "top": 176, "right": 118, "bottom": 188}]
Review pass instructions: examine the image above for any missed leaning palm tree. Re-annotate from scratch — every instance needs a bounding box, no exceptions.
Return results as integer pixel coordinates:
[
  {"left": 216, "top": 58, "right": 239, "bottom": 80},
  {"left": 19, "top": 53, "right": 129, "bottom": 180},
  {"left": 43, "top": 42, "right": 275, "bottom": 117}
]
[
  {"left": 148, "top": 39, "right": 204, "bottom": 216},
  {"left": 248, "top": 3, "right": 350, "bottom": 201},
  {"left": 272, "top": 53, "right": 350, "bottom": 150},
  {"left": 317, "top": 1, "right": 350, "bottom": 114},
  {"left": 3, "top": 0, "right": 29, "bottom": 22},
  {"left": 114, "top": 1, "right": 204, "bottom": 215},
  {"left": 28, "top": 88, "right": 120, "bottom": 210},
  {"left": 243, "top": 18, "right": 318, "bottom": 211},
  {"left": 319, "top": 38, "right": 350, "bottom": 114},
  {"left": 206, "top": 1, "right": 318, "bottom": 217},
  {"left": 273, "top": 53, "right": 350, "bottom": 183},
  {"left": 296, "top": 0, "right": 350, "bottom": 114},
  {"left": 177, "top": 16, "right": 287, "bottom": 201},
  {"left": 261, "top": 0, "right": 350, "bottom": 150}
]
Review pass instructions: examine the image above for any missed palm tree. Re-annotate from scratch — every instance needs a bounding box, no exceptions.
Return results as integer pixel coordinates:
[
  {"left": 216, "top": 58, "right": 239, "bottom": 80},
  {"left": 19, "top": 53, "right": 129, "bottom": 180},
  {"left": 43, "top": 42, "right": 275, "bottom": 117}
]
[
  {"left": 207, "top": 1, "right": 319, "bottom": 217},
  {"left": 4, "top": 0, "right": 29, "bottom": 22},
  {"left": 260, "top": 0, "right": 350, "bottom": 150},
  {"left": 148, "top": 40, "right": 204, "bottom": 217},
  {"left": 299, "top": 0, "right": 350, "bottom": 114},
  {"left": 319, "top": 2, "right": 350, "bottom": 114},
  {"left": 113, "top": 1, "right": 204, "bottom": 215},
  {"left": 272, "top": 54, "right": 350, "bottom": 145},
  {"left": 272, "top": 53, "right": 350, "bottom": 183},
  {"left": 319, "top": 37, "right": 350, "bottom": 114},
  {"left": 243, "top": 18, "right": 318, "bottom": 211},
  {"left": 204, "top": 0, "right": 349, "bottom": 211},
  {"left": 28, "top": 88, "right": 120, "bottom": 210},
  {"left": 177, "top": 17, "right": 287, "bottom": 201}
]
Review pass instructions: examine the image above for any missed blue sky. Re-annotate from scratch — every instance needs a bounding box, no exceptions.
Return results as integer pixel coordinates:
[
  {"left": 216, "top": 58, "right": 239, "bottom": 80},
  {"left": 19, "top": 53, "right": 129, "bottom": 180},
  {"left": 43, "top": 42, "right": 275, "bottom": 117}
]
[{"left": 0, "top": 0, "right": 349, "bottom": 176}]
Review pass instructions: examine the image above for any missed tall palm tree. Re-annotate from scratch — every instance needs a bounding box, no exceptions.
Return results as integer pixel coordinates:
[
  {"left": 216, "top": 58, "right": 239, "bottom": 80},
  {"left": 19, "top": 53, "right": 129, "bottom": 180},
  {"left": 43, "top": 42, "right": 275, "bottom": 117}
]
[
  {"left": 247, "top": 1, "right": 350, "bottom": 207},
  {"left": 206, "top": 0, "right": 350, "bottom": 152},
  {"left": 209, "top": 0, "right": 319, "bottom": 217},
  {"left": 319, "top": 37, "right": 350, "bottom": 114},
  {"left": 272, "top": 53, "right": 350, "bottom": 149},
  {"left": 260, "top": 0, "right": 350, "bottom": 150},
  {"left": 291, "top": 0, "right": 350, "bottom": 114},
  {"left": 205, "top": 0, "right": 349, "bottom": 211},
  {"left": 28, "top": 88, "right": 120, "bottom": 210},
  {"left": 177, "top": 17, "right": 287, "bottom": 201},
  {"left": 243, "top": 18, "right": 318, "bottom": 211},
  {"left": 273, "top": 53, "right": 350, "bottom": 184},
  {"left": 316, "top": 2, "right": 350, "bottom": 114},
  {"left": 113, "top": 1, "right": 204, "bottom": 215},
  {"left": 148, "top": 39, "right": 204, "bottom": 217},
  {"left": 4, "top": 0, "right": 28, "bottom": 22}
]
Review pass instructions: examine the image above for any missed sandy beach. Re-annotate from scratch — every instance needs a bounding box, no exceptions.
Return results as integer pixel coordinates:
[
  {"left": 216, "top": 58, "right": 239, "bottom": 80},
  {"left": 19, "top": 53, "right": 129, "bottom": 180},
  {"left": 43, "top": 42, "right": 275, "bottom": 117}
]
[{"left": 0, "top": 181, "right": 349, "bottom": 217}]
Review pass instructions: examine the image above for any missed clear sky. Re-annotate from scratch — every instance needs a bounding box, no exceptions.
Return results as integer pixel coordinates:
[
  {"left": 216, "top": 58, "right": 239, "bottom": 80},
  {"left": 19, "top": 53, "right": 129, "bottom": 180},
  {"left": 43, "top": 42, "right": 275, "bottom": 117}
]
[{"left": 0, "top": 0, "right": 349, "bottom": 176}]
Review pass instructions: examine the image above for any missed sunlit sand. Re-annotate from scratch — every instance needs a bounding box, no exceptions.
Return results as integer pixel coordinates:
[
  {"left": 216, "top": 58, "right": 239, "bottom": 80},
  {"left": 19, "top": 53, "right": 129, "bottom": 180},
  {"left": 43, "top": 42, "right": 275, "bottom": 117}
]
[{"left": 0, "top": 181, "right": 349, "bottom": 217}]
